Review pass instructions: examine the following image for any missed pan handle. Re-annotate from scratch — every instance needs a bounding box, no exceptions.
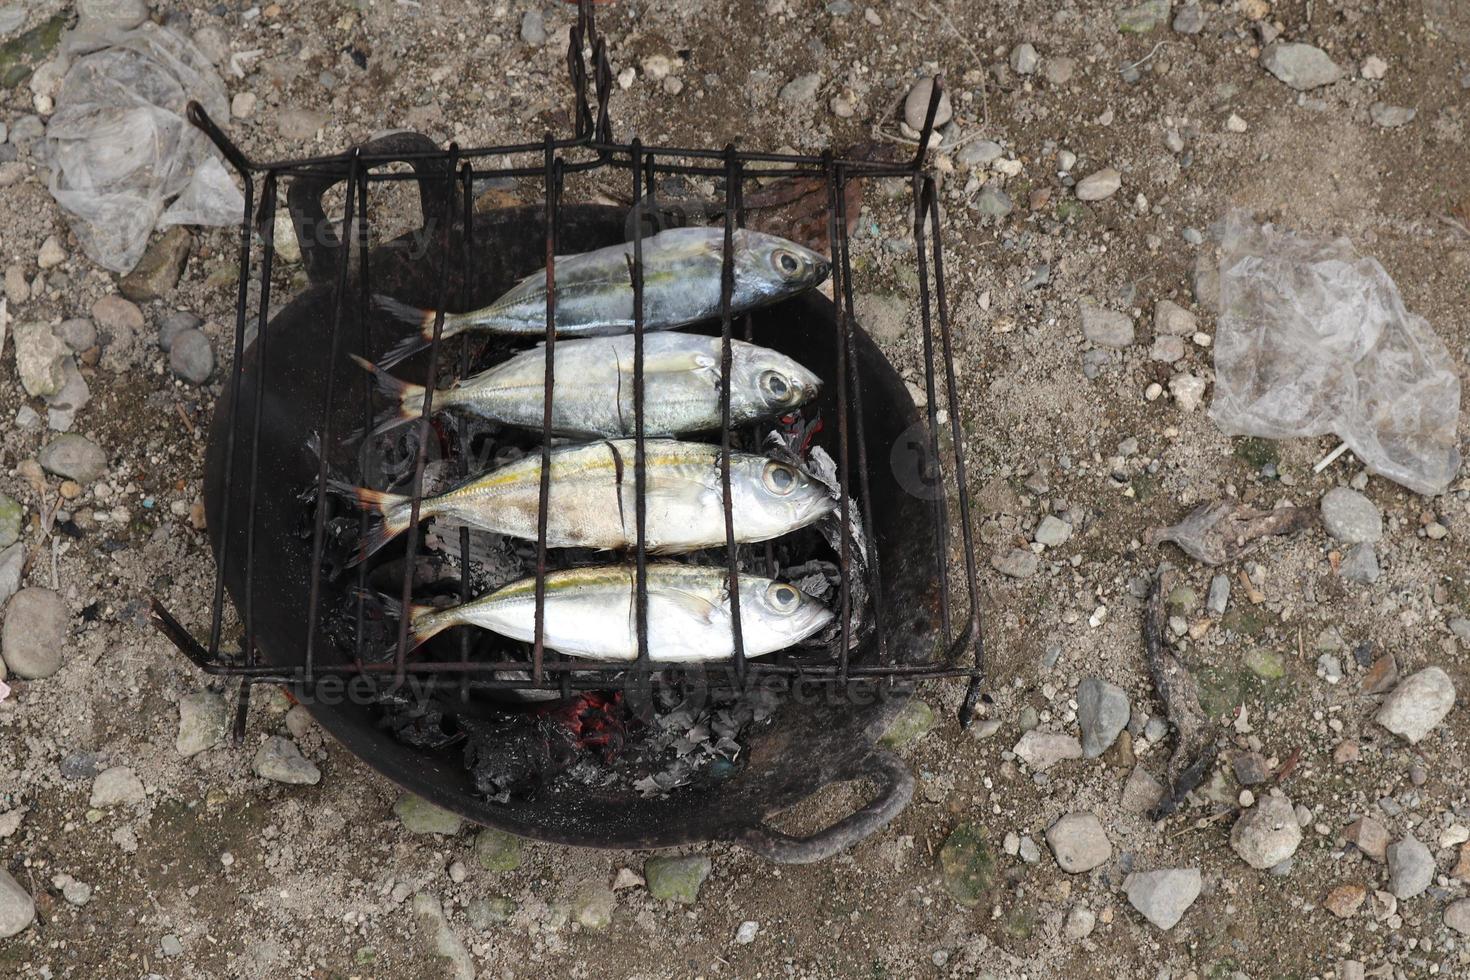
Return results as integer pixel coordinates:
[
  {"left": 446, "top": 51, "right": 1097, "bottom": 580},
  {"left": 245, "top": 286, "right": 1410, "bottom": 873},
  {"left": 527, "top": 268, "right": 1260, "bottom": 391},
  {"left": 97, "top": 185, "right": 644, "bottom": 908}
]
[
  {"left": 284, "top": 131, "right": 455, "bottom": 286},
  {"left": 733, "top": 749, "right": 914, "bottom": 864}
]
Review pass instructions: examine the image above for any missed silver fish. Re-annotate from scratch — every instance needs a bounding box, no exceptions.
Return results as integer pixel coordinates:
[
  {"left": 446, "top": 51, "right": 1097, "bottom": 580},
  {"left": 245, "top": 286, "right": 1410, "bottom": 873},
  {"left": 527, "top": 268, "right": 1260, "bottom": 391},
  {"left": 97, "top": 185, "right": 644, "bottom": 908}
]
[
  {"left": 353, "top": 333, "right": 821, "bottom": 438},
  {"left": 373, "top": 227, "right": 831, "bottom": 366},
  {"left": 395, "top": 563, "right": 833, "bottom": 662},
  {"left": 338, "top": 438, "right": 835, "bottom": 563}
]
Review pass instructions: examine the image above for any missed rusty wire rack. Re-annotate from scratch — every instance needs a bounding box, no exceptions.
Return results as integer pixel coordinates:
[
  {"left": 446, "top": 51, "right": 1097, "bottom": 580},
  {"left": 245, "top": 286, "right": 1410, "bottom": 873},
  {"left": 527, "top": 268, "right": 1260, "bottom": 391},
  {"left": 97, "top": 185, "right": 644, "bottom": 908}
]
[{"left": 150, "top": 0, "right": 987, "bottom": 729}]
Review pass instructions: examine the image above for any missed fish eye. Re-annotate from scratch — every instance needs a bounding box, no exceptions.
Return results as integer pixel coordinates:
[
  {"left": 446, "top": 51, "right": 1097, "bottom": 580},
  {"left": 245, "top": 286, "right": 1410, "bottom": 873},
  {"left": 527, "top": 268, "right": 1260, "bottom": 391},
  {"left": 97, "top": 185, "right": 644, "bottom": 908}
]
[
  {"left": 773, "top": 249, "right": 803, "bottom": 277},
  {"left": 760, "top": 370, "right": 797, "bottom": 404},
  {"left": 767, "top": 583, "right": 799, "bottom": 610},
  {"left": 762, "top": 461, "right": 797, "bottom": 495}
]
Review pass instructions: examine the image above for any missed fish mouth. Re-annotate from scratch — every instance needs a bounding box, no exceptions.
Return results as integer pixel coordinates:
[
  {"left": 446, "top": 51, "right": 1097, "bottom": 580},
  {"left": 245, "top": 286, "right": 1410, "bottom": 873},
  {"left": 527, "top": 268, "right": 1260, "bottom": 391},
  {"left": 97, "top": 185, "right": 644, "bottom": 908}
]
[{"left": 811, "top": 255, "right": 833, "bottom": 286}]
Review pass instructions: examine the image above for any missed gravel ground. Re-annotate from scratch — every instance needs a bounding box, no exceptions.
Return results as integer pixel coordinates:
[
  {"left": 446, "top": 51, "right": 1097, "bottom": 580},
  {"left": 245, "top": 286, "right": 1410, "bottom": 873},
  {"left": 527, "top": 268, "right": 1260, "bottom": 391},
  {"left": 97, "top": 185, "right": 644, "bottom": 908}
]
[{"left": 2, "top": 0, "right": 1470, "bottom": 977}]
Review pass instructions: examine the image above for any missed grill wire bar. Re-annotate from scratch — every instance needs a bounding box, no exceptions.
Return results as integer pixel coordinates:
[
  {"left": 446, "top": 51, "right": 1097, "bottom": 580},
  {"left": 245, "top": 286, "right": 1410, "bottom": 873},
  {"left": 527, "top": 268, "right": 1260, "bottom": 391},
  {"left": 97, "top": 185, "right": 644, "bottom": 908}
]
[{"left": 150, "top": 1, "right": 987, "bottom": 726}]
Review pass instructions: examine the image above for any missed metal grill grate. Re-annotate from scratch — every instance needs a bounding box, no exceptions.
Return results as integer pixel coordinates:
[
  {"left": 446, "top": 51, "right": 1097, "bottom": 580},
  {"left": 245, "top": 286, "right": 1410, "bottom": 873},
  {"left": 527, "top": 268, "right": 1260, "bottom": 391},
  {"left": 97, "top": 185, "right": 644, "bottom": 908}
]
[{"left": 149, "top": 0, "right": 986, "bottom": 732}]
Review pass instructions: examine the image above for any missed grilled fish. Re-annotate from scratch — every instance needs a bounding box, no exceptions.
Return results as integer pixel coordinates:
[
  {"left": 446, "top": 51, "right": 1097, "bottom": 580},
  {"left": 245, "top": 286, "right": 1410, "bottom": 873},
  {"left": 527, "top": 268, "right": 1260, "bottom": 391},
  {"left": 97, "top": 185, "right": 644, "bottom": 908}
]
[
  {"left": 373, "top": 227, "right": 831, "bottom": 366},
  {"left": 353, "top": 333, "right": 821, "bottom": 438},
  {"left": 392, "top": 563, "right": 833, "bottom": 662},
  {"left": 338, "top": 439, "right": 835, "bottom": 563}
]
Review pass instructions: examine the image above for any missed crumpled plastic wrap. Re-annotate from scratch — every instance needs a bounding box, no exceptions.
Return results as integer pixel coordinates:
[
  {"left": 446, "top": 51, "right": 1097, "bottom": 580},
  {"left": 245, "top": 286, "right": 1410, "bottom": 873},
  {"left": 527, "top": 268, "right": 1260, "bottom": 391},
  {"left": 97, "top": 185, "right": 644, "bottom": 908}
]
[
  {"left": 1210, "top": 211, "right": 1462, "bottom": 495},
  {"left": 44, "top": 23, "right": 243, "bottom": 274}
]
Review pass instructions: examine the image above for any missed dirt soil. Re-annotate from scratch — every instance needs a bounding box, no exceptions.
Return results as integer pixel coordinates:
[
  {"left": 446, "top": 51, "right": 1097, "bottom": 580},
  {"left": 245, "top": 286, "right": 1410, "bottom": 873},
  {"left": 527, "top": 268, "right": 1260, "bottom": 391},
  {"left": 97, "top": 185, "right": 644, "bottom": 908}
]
[{"left": 2, "top": 0, "right": 1470, "bottom": 977}]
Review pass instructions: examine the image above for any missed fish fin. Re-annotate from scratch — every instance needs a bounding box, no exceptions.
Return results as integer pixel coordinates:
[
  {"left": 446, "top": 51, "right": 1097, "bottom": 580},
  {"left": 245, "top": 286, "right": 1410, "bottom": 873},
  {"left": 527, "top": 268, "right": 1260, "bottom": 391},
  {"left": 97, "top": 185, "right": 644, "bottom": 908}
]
[
  {"left": 372, "top": 295, "right": 442, "bottom": 368},
  {"left": 661, "top": 585, "right": 726, "bottom": 626},
  {"left": 330, "top": 481, "right": 416, "bottom": 564},
  {"left": 356, "top": 588, "right": 447, "bottom": 653},
  {"left": 350, "top": 354, "right": 429, "bottom": 422}
]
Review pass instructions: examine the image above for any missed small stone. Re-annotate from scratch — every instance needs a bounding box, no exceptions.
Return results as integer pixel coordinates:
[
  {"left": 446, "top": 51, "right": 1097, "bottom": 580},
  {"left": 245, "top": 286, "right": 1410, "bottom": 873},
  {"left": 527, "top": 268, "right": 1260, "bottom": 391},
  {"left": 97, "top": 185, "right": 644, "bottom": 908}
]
[
  {"left": 780, "top": 72, "right": 822, "bottom": 106},
  {"left": 57, "top": 318, "right": 97, "bottom": 352},
  {"left": 572, "top": 885, "right": 615, "bottom": 930},
  {"left": 176, "top": 691, "right": 228, "bottom": 757},
  {"left": 1064, "top": 905, "right": 1095, "bottom": 939},
  {"left": 1121, "top": 766, "right": 1164, "bottom": 814},
  {"left": 1080, "top": 301, "right": 1134, "bottom": 348},
  {"left": 77, "top": 0, "right": 148, "bottom": 32},
  {"left": 39, "top": 433, "right": 108, "bottom": 482},
  {"left": 157, "top": 311, "right": 202, "bottom": 352},
  {"left": 973, "top": 186, "right": 1012, "bottom": 217},
  {"left": 1116, "top": 0, "right": 1170, "bottom": 33},
  {"left": 1076, "top": 677, "right": 1128, "bottom": 757},
  {"left": 1034, "top": 515, "right": 1073, "bottom": 548},
  {"left": 957, "top": 139, "right": 1004, "bottom": 168},
  {"left": 1445, "top": 899, "right": 1470, "bottom": 936},
  {"left": 1013, "top": 730, "right": 1083, "bottom": 771},
  {"left": 1075, "top": 168, "right": 1122, "bottom": 201},
  {"left": 1042, "top": 57, "right": 1075, "bottom": 86},
  {"left": 1344, "top": 816, "right": 1389, "bottom": 862},
  {"left": 644, "top": 855, "right": 712, "bottom": 904},
  {"left": 473, "top": 828, "right": 523, "bottom": 871},
  {"left": 1172, "top": 3, "right": 1206, "bottom": 33},
  {"left": 1358, "top": 56, "right": 1388, "bottom": 81},
  {"left": 277, "top": 108, "right": 329, "bottom": 141},
  {"left": 91, "top": 293, "right": 144, "bottom": 338},
  {"left": 520, "top": 8, "right": 546, "bottom": 45},
  {"left": 0, "top": 544, "right": 22, "bottom": 609},
  {"left": 13, "top": 321, "right": 68, "bottom": 397},
  {"left": 1017, "top": 835, "right": 1040, "bottom": 865},
  {"left": 466, "top": 896, "right": 516, "bottom": 929},
  {"left": 1224, "top": 112, "right": 1249, "bottom": 133},
  {"left": 160, "top": 934, "right": 184, "bottom": 957},
  {"left": 734, "top": 920, "right": 759, "bottom": 944},
  {"left": 252, "top": 736, "right": 321, "bottom": 785},
  {"left": 1123, "top": 868, "right": 1201, "bottom": 930},
  {"left": 1, "top": 587, "right": 67, "bottom": 679},
  {"left": 1232, "top": 752, "right": 1270, "bottom": 786},
  {"left": 0, "top": 869, "right": 34, "bottom": 939},
  {"left": 1009, "top": 43, "right": 1039, "bottom": 75},
  {"left": 37, "top": 235, "right": 66, "bottom": 269},
  {"left": 938, "top": 823, "right": 995, "bottom": 907},
  {"left": 1320, "top": 488, "right": 1381, "bottom": 543},
  {"left": 902, "top": 76, "right": 951, "bottom": 130},
  {"left": 1323, "top": 883, "right": 1367, "bottom": 919},
  {"left": 1260, "top": 42, "right": 1343, "bottom": 91},
  {"left": 45, "top": 359, "right": 90, "bottom": 432},
  {"left": 1230, "top": 794, "right": 1302, "bottom": 869},
  {"left": 991, "top": 547, "right": 1038, "bottom": 579},
  {"left": 57, "top": 876, "right": 91, "bottom": 907},
  {"left": 1369, "top": 102, "right": 1415, "bottom": 129},
  {"left": 1386, "top": 835, "right": 1433, "bottom": 899},
  {"left": 0, "top": 494, "right": 21, "bottom": 549},
  {"left": 4, "top": 265, "right": 29, "bottom": 305},
  {"left": 1154, "top": 299, "right": 1197, "bottom": 336},
  {"left": 90, "top": 766, "right": 145, "bottom": 808},
  {"left": 1150, "top": 335, "right": 1184, "bottom": 363},
  {"left": 1333, "top": 740, "right": 1360, "bottom": 764},
  {"left": 393, "top": 793, "right": 461, "bottom": 834},
  {"left": 1206, "top": 574, "right": 1230, "bottom": 614},
  {"left": 119, "top": 227, "right": 193, "bottom": 302},
  {"left": 169, "top": 329, "right": 214, "bottom": 384},
  {"left": 1362, "top": 654, "right": 1398, "bottom": 695},
  {"left": 231, "top": 91, "right": 257, "bottom": 119},
  {"left": 1375, "top": 667, "right": 1455, "bottom": 743},
  {"left": 412, "top": 893, "right": 474, "bottom": 980},
  {"left": 879, "top": 699, "right": 935, "bottom": 747},
  {"left": 1046, "top": 812, "right": 1112, "bottom": 873}
]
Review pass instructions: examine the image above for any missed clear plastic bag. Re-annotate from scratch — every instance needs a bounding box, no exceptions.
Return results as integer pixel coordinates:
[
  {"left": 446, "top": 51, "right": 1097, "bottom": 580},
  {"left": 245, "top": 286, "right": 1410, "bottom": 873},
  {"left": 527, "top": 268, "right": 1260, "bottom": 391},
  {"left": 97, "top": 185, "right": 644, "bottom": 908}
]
[
  {"left": 1211, "top": 211, "right": 1462, "bottom": 495},
  {"left": 44, "top": 23, "right": 243, "bottom": 274}
]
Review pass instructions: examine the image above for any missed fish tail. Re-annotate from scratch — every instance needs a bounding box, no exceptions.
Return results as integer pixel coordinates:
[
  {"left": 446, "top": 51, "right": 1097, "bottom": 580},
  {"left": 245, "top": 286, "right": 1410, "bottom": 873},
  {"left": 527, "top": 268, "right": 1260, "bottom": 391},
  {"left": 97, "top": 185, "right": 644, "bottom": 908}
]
[
  {"left": 356, "top": 589, "right": 448, "bottom": 653},
  {"left": 373, "top": 295, "right": 466, "bottom": 368},
  {"left": 329, "top": 480, "right": 419, "bottom": 564},
  {"left": 349, "top": 354, "right": 430, "bottom": 428}
]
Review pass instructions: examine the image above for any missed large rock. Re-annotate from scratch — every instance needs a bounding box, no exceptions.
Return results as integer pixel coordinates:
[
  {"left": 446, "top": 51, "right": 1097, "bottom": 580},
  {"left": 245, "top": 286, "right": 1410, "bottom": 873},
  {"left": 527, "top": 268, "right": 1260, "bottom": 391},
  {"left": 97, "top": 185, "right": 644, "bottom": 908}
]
[
  {"left": 1124, "top": 868, "right": 1201, "bottom": 930},
  {"left": 38, "top": 434, "right": 107, "bottom": 483},
  {"left": 252, "top": 736, "right": 321, "bottom": 785},
  {"left": 1076, "top": 677, "right": 1129, "bottom": 757},
  {"left": 1, "top": 586, "right": 67, "bottom": 679},
  {"left": 1080, "top": 301, "right": 1135, "bottom": 348},
  {"left": 938, "top": 823, "right": 995, "bottom": 907},
  {"left": 473, "top": 828, "right": 522, "bottom": 871},
  {"left": 1375, "top": 667, "right": 1455, "bottom": 743},
  {"left": 644, "top": 855, "right": 712, "bottom": 904},
  {"left": 1445, "top": 899, "right": 1470, "bottom": 936},
  {"left": 1320, "top": 488, "right": 1382, "bottom": 543},
  {"left": 90, "top": 765, "right": 145, "bottom": 807},
  {"left": 1230, "top": 793, "right": 1302, "bottom": 869},
  {"left": 0, "top": 493, "right": 22, "bottom": 548},
  {"left": 1260, "top": 42, "right": 1343, "bottom": 90},
  {"left": 76, "top": 0, "right": 149, "bottom": 32},
  {"left": 13, "top": 321, "right": 68, "bottom": 397},
  {"left": 394, "top": 793, "right": 462, "bottom": 834},
  {"left": 176, "top": 691, "right": 228, "bottom": 757},
  {"left": 1045, "top": 812, "right": 1112, "bottom": 873},
  {"left": 119, "top": 227, "right": 193, "bottom": 302},
  {"left": 1387, "top": 835, "right": 1433, "bottom": 899},
  {"left": 411, "top": 892, "right": 475, "bottom": 980},
  {"left": 0, "top": 868, "right": 35, "bottom": 938}
]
